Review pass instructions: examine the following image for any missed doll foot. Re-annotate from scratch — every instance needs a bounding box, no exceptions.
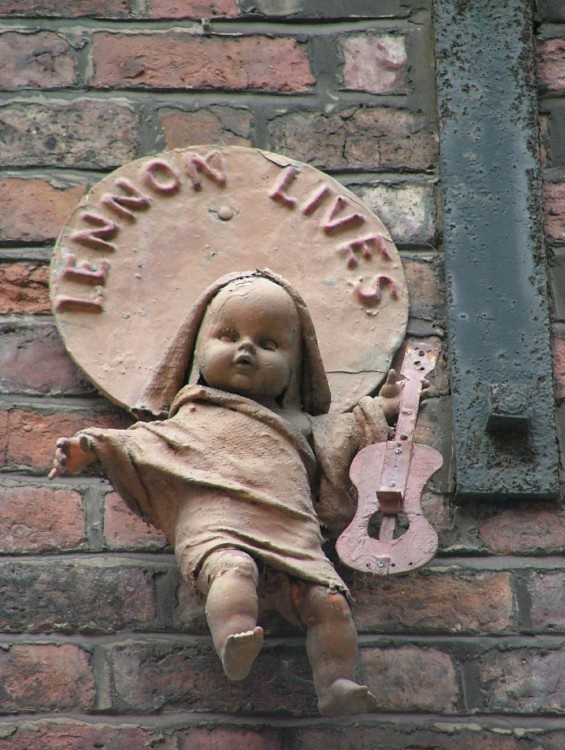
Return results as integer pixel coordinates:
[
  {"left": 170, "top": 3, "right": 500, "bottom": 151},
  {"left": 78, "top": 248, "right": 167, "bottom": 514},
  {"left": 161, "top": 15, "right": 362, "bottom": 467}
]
[
  {"left": 222, "top": 626, "right": 264, "bottom": 681},
  {"left": 318, "top": 679, "right": 379, "bottom": 717}
]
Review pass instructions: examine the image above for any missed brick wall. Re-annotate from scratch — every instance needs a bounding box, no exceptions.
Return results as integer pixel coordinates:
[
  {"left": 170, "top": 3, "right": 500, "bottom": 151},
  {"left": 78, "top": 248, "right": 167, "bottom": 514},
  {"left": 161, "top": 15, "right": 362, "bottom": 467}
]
[{"left": 0, "top": 2, "right": 563, "bottom": 749}]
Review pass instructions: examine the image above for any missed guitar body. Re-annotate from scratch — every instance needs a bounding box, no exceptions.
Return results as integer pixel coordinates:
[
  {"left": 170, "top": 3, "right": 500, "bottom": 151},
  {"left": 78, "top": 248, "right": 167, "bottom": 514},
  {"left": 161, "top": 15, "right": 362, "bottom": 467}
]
[{"left": 336, "top": 442, "right": 442, "bottom": 575}]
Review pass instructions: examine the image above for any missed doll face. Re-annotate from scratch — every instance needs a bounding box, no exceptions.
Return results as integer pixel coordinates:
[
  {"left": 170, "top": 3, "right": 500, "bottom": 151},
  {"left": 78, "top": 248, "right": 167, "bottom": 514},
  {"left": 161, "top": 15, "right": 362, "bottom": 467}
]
[{"left": 196, "top": 278, "right": 301, "bottom": 406}]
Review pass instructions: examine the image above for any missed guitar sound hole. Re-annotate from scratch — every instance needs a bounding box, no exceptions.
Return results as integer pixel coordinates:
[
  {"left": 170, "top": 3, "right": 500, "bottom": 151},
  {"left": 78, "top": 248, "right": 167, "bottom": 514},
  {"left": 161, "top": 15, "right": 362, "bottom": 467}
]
[{"left": 368, "top": 511, "right": 409, "bottom": 539}]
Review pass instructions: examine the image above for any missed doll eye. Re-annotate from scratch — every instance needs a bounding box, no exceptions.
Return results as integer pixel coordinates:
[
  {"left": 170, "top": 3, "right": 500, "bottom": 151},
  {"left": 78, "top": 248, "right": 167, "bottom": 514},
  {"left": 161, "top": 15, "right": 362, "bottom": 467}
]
[
  {"left": 261, "top": 339, "right": 278, "bottom": 351},
  {"left": 219, "top": 328, "right": 237, "bottom": 342}
]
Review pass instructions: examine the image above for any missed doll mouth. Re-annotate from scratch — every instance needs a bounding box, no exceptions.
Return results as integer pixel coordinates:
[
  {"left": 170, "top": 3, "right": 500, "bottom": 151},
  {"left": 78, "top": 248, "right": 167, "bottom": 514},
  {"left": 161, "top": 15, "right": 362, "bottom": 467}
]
[{"left": 234, "top": 354, "right": 255, "bottom": 368}]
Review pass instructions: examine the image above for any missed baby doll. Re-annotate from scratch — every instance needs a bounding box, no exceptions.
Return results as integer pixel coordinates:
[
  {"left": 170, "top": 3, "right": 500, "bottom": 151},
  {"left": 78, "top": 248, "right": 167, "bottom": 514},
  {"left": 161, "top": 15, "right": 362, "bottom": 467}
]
[{"left": 50, "top": 269, "right": 401, "bottom": 717}]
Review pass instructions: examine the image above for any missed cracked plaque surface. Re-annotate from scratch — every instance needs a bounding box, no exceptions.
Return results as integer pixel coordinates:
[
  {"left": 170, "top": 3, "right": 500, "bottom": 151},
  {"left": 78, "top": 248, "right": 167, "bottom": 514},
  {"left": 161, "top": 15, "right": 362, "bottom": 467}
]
[{"left": 50, "top": 146, "right": 408, "bottom": 413}]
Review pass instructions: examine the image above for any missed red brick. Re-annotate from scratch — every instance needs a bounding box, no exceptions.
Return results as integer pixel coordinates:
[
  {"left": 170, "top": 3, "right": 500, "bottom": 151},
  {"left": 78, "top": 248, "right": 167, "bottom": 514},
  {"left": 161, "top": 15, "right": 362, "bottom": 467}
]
[
  {"left": 0, "top": 263, "right": 50, "bottom": 314},
  {"left": 0, "top": 177, "right": 84, "bottom": 243},
  {"left": 91, "top": 32, "right": 314, "bottom": 93},
  {"left": 106, "top": 639, "right": 317, "bottom": 714},
  {"left": 544, "top": 181, "right": 565, "bottom": 241},
  {"left": 537, "top": 39, "right": 565, "bottom": 93},
  {"left": 479, "top": 647, "right": 565, "bottom": 713},
  {"left": 0, "top": 31, "right": 77, "bottom": 89},
  {"left": 159, "top": 106, "right": 252, "bottom": 149},
  {"left": 104, "top": 491, "right": 167, "bottom": 550},
  {"left": 478, "top": 502, "right": 565, "bottom": 554},
  {"left": 0, "top": 723, "right": 159, "bottom": 750},
  {"left": 3, "top": 407, "right": 131, "bottom": 473},
  {"left": 528, "top": 572, "right": 565, "bottom": 631},
  {"left": 287, "top": 726, "right": 542, "bottom": 750},
  {"left": 0, "top": 324, "right": 91, "bottom": 396},
  {"left": 0, "top": 486, "right": 86, "bottom": 553},
  {"left": 0, "top": 644, "right": 95, "bottom": 712},
  {"left": 552, "top": 333, "right": 565, "bottom": 400},
  {"left": 0, "top": 100, "right": 139, "bottom": 168},
  {"left": 341, "top": 33, "right": 408, "bottom": 94},
  {"left": 268, "top": 107, "right": 438, "bottom": 171},
  {"left": 360, "top": 646, "right": 458, "bottom": 711},
  {"left": 0, "top": 0, "right": 133, "bottom": 16},
  {"left": 0, "top": 560, "right": 156, "bottom": 633},
  {"left": 148, "top": 0, "right": 239, "bottom": 18},
  {"left": 403, "top": 256, "right": 445, "bottom": 322},
  {"left": 173, "top": 578, "right": 208, "bottom": 632},
  {"left": 178, "top": 728, "right": 282, "bottom": 750},
  {"left": 351, "top": 570, "right": 515, "bottom": 634}
]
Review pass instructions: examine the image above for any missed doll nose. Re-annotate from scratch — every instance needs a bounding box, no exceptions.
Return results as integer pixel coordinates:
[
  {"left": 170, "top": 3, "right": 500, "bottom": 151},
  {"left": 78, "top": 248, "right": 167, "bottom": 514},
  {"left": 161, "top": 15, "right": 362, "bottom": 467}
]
[{"left": 238, "top": 337, "right": 255, "bottom": 352}]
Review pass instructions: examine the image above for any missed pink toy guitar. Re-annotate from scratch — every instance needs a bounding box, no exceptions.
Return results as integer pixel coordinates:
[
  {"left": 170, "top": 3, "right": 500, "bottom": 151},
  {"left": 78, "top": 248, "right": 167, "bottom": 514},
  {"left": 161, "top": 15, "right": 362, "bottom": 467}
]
[{"left": 336, "top": 341, "right": 443, "bottom": 575}]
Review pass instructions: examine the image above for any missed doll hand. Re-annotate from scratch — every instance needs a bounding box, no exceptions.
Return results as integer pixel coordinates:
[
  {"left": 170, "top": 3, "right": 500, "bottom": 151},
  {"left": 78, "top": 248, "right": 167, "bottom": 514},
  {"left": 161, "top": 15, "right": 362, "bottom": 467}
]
[
  {"left": 379, "top": 369, "right": 403, "bottom": 423},
  {"left": 48, "top": 435, "right": 96, "bottom": 479}
]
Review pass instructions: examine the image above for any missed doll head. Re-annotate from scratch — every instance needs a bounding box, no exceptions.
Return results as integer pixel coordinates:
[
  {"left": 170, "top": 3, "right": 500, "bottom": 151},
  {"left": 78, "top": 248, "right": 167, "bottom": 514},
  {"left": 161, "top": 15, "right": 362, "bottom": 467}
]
[
  {"left": 136, "top": 269, "right": 331, "bottom": 418},
  {"left": 193, "top": 276, "right": 302, "bottom": 409}
]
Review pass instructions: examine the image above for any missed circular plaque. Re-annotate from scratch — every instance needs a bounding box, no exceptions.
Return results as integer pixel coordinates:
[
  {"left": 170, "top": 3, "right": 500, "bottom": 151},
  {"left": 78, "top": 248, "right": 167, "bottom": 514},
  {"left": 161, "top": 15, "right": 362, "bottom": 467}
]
[{"left": 50, "top": 146, "right": 408, "bottom": 413}]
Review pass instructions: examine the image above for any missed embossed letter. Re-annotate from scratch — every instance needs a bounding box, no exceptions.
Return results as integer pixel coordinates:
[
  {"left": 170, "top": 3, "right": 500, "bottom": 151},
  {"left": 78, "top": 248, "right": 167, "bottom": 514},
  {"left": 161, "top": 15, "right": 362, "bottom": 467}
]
[
  {"left": 355, "top": 275, "right": 399, "bottom": 306},
  {"left": 186, "top": 150, "right": 227, "bottom": 190},
  {"left": 61, "top": 253, "right": 110, "bottom": 284},
  {"left": 144, "top": 159, "right": 181, "bottom": 195},
  {"left": 55, "top": 287, "right": 105, "bottom": 313},
  {"left": 269, "top": 166, "right": 299, "bottom": 208},
  {"left": 337, "top": 234, "right": 393, "bottom": 269},
  {"left": 101, "top": 178, "right": 151, "bottom": 220},
  {"left": 322, "top": 197, "right": 365, "bottom": 235},
  {"left": 71, "top": 213, "right": 118, "bottom": 252}
]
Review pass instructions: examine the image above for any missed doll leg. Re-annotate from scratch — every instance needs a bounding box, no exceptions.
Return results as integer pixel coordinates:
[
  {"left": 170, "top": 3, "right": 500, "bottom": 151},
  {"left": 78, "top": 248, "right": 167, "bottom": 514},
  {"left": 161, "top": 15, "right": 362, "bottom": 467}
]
[
  {"left": 199, "top": 549, "right": 264, "bottom": 681},
  {"left": 298, "top": 584, "right": 378, "bottom": 717}
]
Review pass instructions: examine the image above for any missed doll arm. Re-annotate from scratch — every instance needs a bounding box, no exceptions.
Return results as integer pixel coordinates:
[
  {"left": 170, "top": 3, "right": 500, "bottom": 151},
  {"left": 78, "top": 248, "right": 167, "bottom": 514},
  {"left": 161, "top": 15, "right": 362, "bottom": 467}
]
[
  {"left": 48, "top": 435, "right": 97, "bottom": 479},
  {"left": 378, "top": 368, "right": 430, "bottom": 424},
  {"left": 378, "top": 369, "right": 403, "bottom": 424}
]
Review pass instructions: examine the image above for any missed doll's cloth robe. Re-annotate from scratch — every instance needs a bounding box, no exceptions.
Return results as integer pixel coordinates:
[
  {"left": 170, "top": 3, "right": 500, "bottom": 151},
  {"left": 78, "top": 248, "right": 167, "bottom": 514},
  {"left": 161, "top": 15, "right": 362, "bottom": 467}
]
[{"left": 80, "top": 385, "right": 389, "bottom": 592}]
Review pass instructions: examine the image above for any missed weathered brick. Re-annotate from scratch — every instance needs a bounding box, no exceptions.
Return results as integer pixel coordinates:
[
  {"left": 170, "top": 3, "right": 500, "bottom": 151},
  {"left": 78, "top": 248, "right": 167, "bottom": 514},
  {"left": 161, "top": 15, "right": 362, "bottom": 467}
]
[
  {"left": 91, "top": 32, "right": 314, "bottom": 93},
  {"left": 550, "top": 249, "right": 565, "bottom": 321},
  {"left": 105, "top": 639, "right": 317, "bottom": 714},
  {"left": 351, "top": 570, "right": 515, "bottom": 634},
  {"left": 0, "top": 99, "right": 139, "bottom": 168},
  {"left": 0, "top": 31, "right": 77, "bottom": 89},
  {"left": 0, "top": 485, "right": 86, "bottom": 554},
  {"left": 341, "top": 33, "right": 408, "bottom": 94},
  {"left": 539, "top": 1, "right": 565, "bottom": 21},
  {"left": 178, "top": 728, "right": 282, "bottom": 750},
  {"left": 0, "top": 0, "right": 134, "bottom": 17},
  {"left": 268, "top": 107, "right": 438, "bottom": 171},
  {"left": 537, "top": 39, "right": 565, "bottom": 93},
  {"left": 0, "top": 560, "right": 156, "bottom": 633},
  {"left": 352, "top": 181, "right": 437, "bottom": 245},
  {"left": 552, "top": 332, "right": 565, "bottom": 401},
  {"left": 478, "top": 647, "right": 565, "bottom": 713},
  {"left": 477, "top": 502, "right": 565, "bottom": 554},
  {"left": 104, "top": 491, "right": 167, "bottom": 550},
  {"left": 159, "top": 106, "right": 252, "bottom": 149},
  {"left": 3, "top": 407, "right": 130, "bottom": 473},
  {"left": 412, "top": 395, "right": 453, "bottom": 493},
  {"left": 528, "top": 571, "right": 565, "bottom": 631},
  {"left": 0, "top": 323, "right": 91, "bottom": 396},
  {"left": 0, "top": 263, "right": 50, "bottom": 314},
  {"left": 360, "top": 646, "right": 458, "bottom": 712},
  {"left": 0, "top": 722, "right": 162, "bottom": 750},
  {"left": 544, "top": 181, "right": 565, "bottom": 241},
  {"left": 0, "top": 644, "right": 95, "bottom": 713},
  {"left": 173, "top": 577, "right": 208, "bottom": 633},
  {"left": 403, "top": 255, "right": 445, "bottom": 322},
  {"left": 286, "top": 725, "right": 548, "bottom": 750},
  {"left": 0, "top": 177, "right": 84, "bottom": 243},
  {"left": 148, "top": 0, "right": 239, "bottom": 18}
]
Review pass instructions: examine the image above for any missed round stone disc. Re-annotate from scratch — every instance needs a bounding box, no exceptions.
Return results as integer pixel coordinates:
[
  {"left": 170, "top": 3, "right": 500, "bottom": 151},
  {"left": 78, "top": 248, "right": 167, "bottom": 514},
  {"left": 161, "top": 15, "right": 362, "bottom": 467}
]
[{"left": 50, "top": 146, "right": 408, "bottom": 413}]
